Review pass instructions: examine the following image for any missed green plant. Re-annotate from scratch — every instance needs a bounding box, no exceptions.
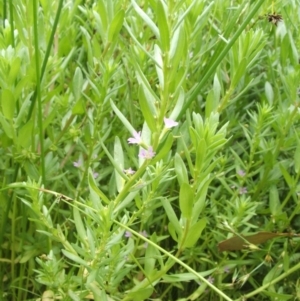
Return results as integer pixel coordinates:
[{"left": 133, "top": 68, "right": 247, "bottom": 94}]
[{"left": 1, "top": 1, "right": 300, "bottom": 300}]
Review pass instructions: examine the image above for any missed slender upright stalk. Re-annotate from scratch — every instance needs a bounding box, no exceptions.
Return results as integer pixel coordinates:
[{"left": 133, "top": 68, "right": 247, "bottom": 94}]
[{"left": 32, "top": 0, "right": 45, "bottom": 183}]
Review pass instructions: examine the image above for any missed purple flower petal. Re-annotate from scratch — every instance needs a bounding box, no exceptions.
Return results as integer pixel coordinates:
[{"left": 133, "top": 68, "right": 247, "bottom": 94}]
[
  {"left": 73, "top": 159, "right": 82, "bottom": 168},
  {"left": 139, "top": 230, "right": 148, "bottom": 237},
  {"left": 138, "top": 146, "right": 156, "bottom": 159},
  {"left": 125, "top": 231, "right": 132, "bottom": 238},
  {"left": 164, "top": 117, "right": 179, "bottom": 129},
  {"left": 224, "top": 266, "right": 230, "bottom": 273},
  {"left": 93, "top": 172, "right": 99, "bottom": 179},
  {"left": 237, "top": 170, "right": 246, "bottom": 177},
  {"left": 124, "top": 167, "right": 135, "bottom": 175},
  {"left": 128, "top": 131, "right": 142, "bottom": 144},
  {"left": 239, "top": 187, "right": 248, "bottom": 194}
]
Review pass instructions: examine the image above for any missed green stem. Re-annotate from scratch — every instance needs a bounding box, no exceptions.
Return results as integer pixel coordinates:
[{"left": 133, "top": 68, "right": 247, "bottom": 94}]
[
  {"left": 155, "top": 50, "right": 170, "bottom": 149},
  {"left": 236, "top": 261, "right": 300, "bottom": 300},
  {"left": 27, "top": 0, "right": 64, "bottom": 122},
  {"left": 217, "top": 86, "right": 234, "bottom": 113},
  {"left": 33, "top": 0, "right": 45, "bottom": 183},
  {"left": 8, "top": 0, "right": 14, "bottom": 47},
  {"left": 3, "top": 0, "right": 7, "bottom": 27},
  {"left": 114, "top": 160, "right": 149, "bottom": 205}
]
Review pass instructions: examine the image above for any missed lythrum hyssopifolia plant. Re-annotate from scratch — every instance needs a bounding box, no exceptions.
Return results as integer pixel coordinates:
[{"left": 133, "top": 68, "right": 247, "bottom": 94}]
[{"left": 1, "top": 1, "right": 300, "bottom": 300}]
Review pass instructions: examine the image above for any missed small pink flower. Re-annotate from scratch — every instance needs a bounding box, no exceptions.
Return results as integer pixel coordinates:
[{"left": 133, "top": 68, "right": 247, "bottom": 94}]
[
  {"left": 224, "top": 266, "right": 230, "bottom": 273},
  {"left": 128, "top": 131, "right": 142, "bottom": 144},
  {"left": 207, "top": 276, "right": 214, "bottom": 284},
  {"left": 239, "top": 187, "right": 248, "bottom": 194},
  {"left": 124, "top": 168, "right": 135, "bottom": 175},
  {"left": 125, "top": 231, "right": 132, "bottom": 238},
  {"left": 73, "top": 159, "right": 82, "bottom": 168},
  {"left": 139, "top": 230, "right": 148, "bottom": 237},
  {"left": 138, "top": 146, "right": 156, "bottom": 159},
  {"left": 164, "top": 117, "right": 178, "bottom": 129},
  {"left": 237, "top": 170, "right": 246, "bottom": 177},
  {"left": 93, "top": 172, "right": 99, "bottom": 178}
]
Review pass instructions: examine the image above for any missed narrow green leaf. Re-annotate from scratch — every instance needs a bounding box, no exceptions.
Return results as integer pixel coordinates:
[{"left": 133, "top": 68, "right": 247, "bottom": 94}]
[
  {"left": 15, "top": 93, "right": 32, "bottom": 127},
  {"left": 100, "top": 139, "right": 128, "bottom": 181},
  {"left": 173, "top": 0, "right": 199, "bottom": 32},
  {"left": 68, "top": 289, "right": 81, "bottom": 301},
  {"left": 8, "top": 57, "right": 21, "bottom": 84},
  {"left": 213, "top": 73, "right": 221, "bottom": 101},
  {"left": 127, "top": 287, "right": 154, "bottom": 301},
  {"left": 96, "top": 0, "right": 108, "bottom": 34},
  {"left": 23, "top": 161, "right": 39, "bottom": 180},
  {"left": 169, "top": 22, "right": 187, "bottom": 86},
  {"left": 179, "top": 183, "right": 194, "bottom": 219},
  {"left": 72, "top": 67, "right": 83, "bottom": 101},
  {"left": 133, "top": 57, "right": 160, "bottom": 98},
  {"left": 279, "top": 164, "right": 294, "bottom": 188},
  {"left": 73, "top": 207, "right": 86, "bottom": 244},
  {"left": 262, "top": 262, "right": 283, "bottom": 286},
  {"left": 170, "top": 88, "right": 184, "bottom": 120},
  {"left": 161, "top": 198, "right": 181, "bottom": 236},
  {"left": 174, "top": 153, "right": 189, "bottom": 185},
  {"left": 269, "top": 185, "right": 281, "bottom": 216},
  {"left": 260, "top": 291, "right": 293, "bottom": 301},
  {"left": 179, "top": 130, "right": 194, "bottom": 176},
  {"left": 193, "top": 178, "right": 210, "bottom": 221},
  {"left": 231, "top": 57, "right": 247, "bottom": 88},
  {"left": 88, "top": 283, "right": 108, "bottom": 301},
  {"left": 156, "top": 0, "right": 170, "bottom": 52},
  {"left": 183, "top": 218, "right": 206, "bottom": 248},
  {"left": 56, "top": 224, "right": 77, "bottom": 253},
  {"left": 195, "top": 139, "right": 207, "bottom": 172},
  {"left": 88, "top": 170, "right": 110, "bottom": 204},
  {"left": 144, "top": 236, "right": 157, "bottom": 275},
  {"left": 80, "top": 26, "right": 93, "bottom": 66},
  {"left": 168, "top": 223, "right": 178, "bottom": 242},
  {"left": 18, "top": 120, "right": 33, "bottom": 148},
  {"left": 131, "top": 0, "right": 159, "bottom": 38},
  {"left": 0, "top": 113, "right": 13, "bottom": 138},
  {"left": 192, "top": 112, "right": 204, "bottom": 137},
  {"left": 205, "top": 89, "right": 217, "bottom": 119},
  {"left": 62, "top": 249, "right": 88, "bottom": 267},
  {"left": 154, "top": 44, "right": 164, "bottom": 88},
  {"left": 114, "top": 136, "right": 125, "bottom": 192},
  {"left": 1, "top": 89, "right": 16, "bottom": 120},
  {"left": 152, "top": 133, "right": 173, "bottom": 164},
  {"left": 294, "top": 141, "right": 300, "bottom": 174},
  {"left": 265, "top": 81, "right": 274, "bottom": 104},
  {"left": 108, "top": 9, "right": 125, "bottom": 43},
  {"left": 138, "top": 85, "right": 157, "bottom": 132},
  {"left": 110, "top": 99, "right": 136, "bottom": 134},
  {"left": 72, "top": 98, "right": 85, "bottom": 115},
  {"left": 283, "top": 242, "right": 290, "bottom": 272},
  {"left": 189, "top": 127, "right": 200, "bottom": 149},
  {"left": 170, "top": 22, "right": 185, "bottom": 64}
]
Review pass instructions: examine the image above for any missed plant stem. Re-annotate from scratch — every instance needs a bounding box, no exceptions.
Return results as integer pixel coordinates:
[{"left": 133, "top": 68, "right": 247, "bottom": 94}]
[{"left": 236, "top": 260, "right": 300, "bottom": 300}]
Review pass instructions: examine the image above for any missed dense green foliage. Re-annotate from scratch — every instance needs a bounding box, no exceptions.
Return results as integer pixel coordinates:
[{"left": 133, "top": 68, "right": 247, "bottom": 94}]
[{"left": 0, "top": 0, "right": 300, "bottom": 300}]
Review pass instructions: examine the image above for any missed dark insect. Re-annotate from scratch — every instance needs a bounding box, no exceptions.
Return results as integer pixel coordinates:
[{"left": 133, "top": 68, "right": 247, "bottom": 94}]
[{"left": 267, "top": 13, "right": 283, "bottom": 26}]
